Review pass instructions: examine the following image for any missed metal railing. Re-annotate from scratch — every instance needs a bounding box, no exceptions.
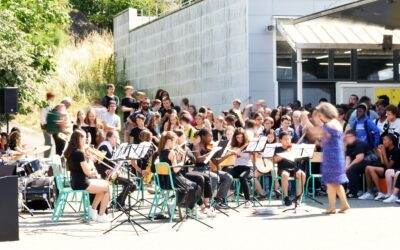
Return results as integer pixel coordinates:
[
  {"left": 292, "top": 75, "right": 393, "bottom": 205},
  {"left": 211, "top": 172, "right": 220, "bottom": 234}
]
[{"left": 138, "top": 0, "right": 201, "bottom": 24}]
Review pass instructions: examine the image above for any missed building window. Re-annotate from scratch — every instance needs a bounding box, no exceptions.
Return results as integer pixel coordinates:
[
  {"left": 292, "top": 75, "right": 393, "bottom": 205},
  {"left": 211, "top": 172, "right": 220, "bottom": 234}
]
[
  {"left": 334, "top": 49, "right": 351, "bottom": 79},
  {"left": 276, "top": 39, "right": 293, "bottom": 80},
  {"left": 302, "top": 49, "right": 329, "bottom": 80},
  {"left": 357, "top": 49, "right": 393, "bottom": 81}
]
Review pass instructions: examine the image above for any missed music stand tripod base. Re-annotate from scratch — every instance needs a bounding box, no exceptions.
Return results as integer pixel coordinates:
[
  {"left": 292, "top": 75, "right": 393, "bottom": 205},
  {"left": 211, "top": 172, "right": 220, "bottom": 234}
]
[{"left": 172, "top": 206, "right": 213, "bottom": 232}]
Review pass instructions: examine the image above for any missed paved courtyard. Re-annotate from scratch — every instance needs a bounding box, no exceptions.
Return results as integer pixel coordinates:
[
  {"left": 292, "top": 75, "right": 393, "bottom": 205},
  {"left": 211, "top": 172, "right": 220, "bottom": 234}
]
[{"left": 2, "top": 196, "right": 399, "bottom": 250}]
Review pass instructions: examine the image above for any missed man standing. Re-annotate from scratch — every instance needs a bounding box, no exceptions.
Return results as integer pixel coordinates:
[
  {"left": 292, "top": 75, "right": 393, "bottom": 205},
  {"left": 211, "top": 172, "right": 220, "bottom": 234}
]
[
  {"left": 102, "top": 84, "right": 120, "bottom": 113},
  {"left": 128, "top": 97, "right": 153, "bottom": 128},
  {"left": 40, "top": 92, "right": 55, "bottom": 157},
  {"left": 50, "top": 98, "right": 73, "bottom": 156},
  {"left": 121, "top": 85, "right": 137, "bottom": 142}
]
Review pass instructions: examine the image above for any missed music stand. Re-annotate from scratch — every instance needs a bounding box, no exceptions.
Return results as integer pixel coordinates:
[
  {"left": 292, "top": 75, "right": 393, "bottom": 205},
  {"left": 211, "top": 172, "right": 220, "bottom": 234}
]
[
  {"left": 170, "top": 164, "right": 214, "bottom": 232},
  {"left": 104, "top": 143, "right": 149, "bottom": 236},
  {"left": 277, "top": 144, "right": 322, "bottom": 214},
  {"left": 235, "top": 136, "right": 268, "bottom": 207},
  {"left": 130, "top": 142, "right": 155, "bottom": 208},
  {"left": 209, "top": 141, "right": 239, "bottom": 215}
]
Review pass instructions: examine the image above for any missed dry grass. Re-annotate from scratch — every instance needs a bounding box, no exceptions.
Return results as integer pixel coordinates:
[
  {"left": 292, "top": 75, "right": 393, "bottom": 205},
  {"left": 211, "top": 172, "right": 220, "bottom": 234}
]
[{"left": 17, "top": 32, "right": 114, "bottom": 131}]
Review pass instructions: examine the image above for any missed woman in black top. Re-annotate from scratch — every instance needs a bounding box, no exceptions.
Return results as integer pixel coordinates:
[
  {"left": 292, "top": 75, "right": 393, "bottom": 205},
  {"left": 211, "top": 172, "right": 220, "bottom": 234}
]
[
  {"left": 82, "top": 110, "right": 99, "bottom": 147},
  {"left": 64, "top": 130, "right": 110, "bottom": 223},
  {"left": 158, "top": 131, "right": 201, "bottom": 213}
]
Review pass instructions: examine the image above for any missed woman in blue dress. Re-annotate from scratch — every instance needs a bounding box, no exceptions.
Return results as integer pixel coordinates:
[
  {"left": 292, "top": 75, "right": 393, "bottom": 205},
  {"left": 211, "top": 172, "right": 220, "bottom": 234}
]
[{"left": 303, "top": 103, "right": 350, "bottom": 214}]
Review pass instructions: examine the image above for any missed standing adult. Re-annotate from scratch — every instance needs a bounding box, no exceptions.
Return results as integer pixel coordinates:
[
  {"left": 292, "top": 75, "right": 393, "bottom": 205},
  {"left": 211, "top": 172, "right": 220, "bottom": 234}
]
[
  {"left": 128, "top": 97, "right": 153, "bottom": 128},
  {"left": 314, "top": 103, "right": 350, "bottom": 214},
  {"left": 51, "top": 98, "right": 73, "bottom": 156},
  {"left": 121, "top": 85, "right": 137, "bottom": 142},
  {"left": 40, "top": 92, "right": 55, "bottom": 157},
  {"left": 102, "top": 84, "right": 119, "bottom": 113}
]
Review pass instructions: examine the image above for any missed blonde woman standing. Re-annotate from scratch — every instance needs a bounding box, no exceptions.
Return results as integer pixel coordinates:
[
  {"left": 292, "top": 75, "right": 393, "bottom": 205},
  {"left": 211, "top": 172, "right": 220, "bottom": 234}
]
[{"left": 305, "top": 103, "right": 350, "bottom": 214}]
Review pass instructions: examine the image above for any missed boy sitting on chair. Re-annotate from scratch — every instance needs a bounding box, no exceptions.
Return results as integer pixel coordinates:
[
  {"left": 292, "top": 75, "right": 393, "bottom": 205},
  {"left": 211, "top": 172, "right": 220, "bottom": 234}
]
[{"left": 273, "top": 132, "right": 306, "bottom": 206}]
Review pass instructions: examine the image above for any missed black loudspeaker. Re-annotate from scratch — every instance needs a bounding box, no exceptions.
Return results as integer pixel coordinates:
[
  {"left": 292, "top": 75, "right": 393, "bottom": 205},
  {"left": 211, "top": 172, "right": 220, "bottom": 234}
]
[
  {"left": 0, "top": 176, "right": 19, "bottom": 241},
  {"left": 0, "top": 87, "right": 19, "bottom": 114},
  {"left": 382, "top": 35, "right": 393, "bottom": 51}
]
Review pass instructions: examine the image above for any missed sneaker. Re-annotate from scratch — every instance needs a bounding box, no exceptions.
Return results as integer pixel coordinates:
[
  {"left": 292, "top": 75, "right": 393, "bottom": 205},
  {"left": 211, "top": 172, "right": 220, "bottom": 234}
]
[
  {"left": 89, "top": 208, "right": 98, "bottom": 221},
  {"left": 374, "top": 192, "right": 386, "bottom": 201},
  {"left": 244, "top": 201, "right": 253, "bottom": 208},
  {"left": 284, "top": 196, "right": 292, "bottom": 206},
  {"left": 396, "top": 199, "right": 400, "bottom": 204},
  {"left": 215, "top": 202, "right": 229, "bottom": 210},
  {"left": 384, "top": 193, "right": 391, "bottom": 199},
  {"left": 358, "top": 192, "right": 374, "bottom": 200},
  {"left": 383, "top": 195, "right": 398, "bottom": 203},
  {"left": 206, "top": 208, "right": 216, "bottom": 218},
  {"left": 96, "top": 214, "right": 110, "bottom": 223},
  {"left": 256, "top": 193, "right": 269, "bottom": 200},
  {"left": 195, "top": 210, "right": 207, "bottom": 220}
]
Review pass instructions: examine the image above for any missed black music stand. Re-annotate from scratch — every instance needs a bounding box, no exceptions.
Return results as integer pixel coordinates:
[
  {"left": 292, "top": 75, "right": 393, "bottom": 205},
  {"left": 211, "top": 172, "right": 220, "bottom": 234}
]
[
  {"left": 262, "top": 143, "right": 282, "bottom": 199},
  {"left": 104, "top": 143, "right": 149, "bottom": 236},
  {"left": 278, "top": 144, "right": 322, "bottom": 214},
  {"left": 212, "top": 140, "right": 240, "bottom": 215},
  {"left": 237, "top": 136, "right": 269, "bottom": 207},
  {"left": 130, "top": 142, "right": 155, "bottom": 208},
  {"left": 170, "top": 164, "right": 214, "bottom": 232},
  {"left": 204, "top": 144, "right": 238, "bottom": 216}
]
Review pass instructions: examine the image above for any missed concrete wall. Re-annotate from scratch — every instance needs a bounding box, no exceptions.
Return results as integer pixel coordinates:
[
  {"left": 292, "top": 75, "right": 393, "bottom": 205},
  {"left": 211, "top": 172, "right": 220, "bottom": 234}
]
[
  {"left": 114, "top": 0, "right": 249, "bottom": 113},
  {"left": 248, "top": 0, "right": 356, "bottom": 107}
]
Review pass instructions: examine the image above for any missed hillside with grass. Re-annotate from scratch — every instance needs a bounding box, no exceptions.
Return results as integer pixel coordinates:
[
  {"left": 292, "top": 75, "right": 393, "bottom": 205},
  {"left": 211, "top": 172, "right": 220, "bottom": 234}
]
[{"left": 0, "top": 0, "right": 178, "bottom": 130}]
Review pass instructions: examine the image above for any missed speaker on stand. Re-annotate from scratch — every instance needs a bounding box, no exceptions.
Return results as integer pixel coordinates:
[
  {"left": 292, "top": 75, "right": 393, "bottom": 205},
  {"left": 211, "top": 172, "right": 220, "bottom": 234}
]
[{"left": 0, "top": 87, "right": 19, "bottom": 134}]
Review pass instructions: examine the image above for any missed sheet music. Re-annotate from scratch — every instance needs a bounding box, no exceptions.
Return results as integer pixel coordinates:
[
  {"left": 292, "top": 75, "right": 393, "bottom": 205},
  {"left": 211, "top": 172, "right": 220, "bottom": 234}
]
[
  {"left": 277, "top": 144, "right": 315, "bottom": 162},
  {"left": 263, "top": 143, "right": 282, "bottom": 158},
  {"left": 291, "top": 144, "right": 316, "bottom": 158},
  {"left": 112, "top": 143, "right": 128, "bottom": 160},
  {"left": 119, "top": 144, "right": 131, "bottom": 159},
  {"left": 245, "top": 139, "right": 259, "bottom": 152},
  {"left": 137, "top": 142, "right": 152, "bottom": 158},
  {"left": 204, "top": 146, "right": 222, "bottom": 164},
  {"left": 214, "top": 140, "right": 230, "bottom": 158},
  {"left": 255, "top": 136, "right": 268, "bottom": 152},
  {"left": 128, "top": 144, "right": 140, "bottom": 159},
  {"left": 245, "top": 136, "right": 268, "bottom": 152}
]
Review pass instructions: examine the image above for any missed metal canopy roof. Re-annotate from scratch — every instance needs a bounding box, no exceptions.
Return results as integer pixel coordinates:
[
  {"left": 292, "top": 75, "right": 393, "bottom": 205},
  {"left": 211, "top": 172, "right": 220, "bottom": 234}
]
[{"left": 277, "top": 0, "right": 400, "bottom": 50}]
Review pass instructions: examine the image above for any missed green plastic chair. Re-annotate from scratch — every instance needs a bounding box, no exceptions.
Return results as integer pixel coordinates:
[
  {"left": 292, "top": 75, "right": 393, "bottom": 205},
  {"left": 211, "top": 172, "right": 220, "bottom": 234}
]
[
  {"left": 148, "top": 162, "right": 177, "bottom": 222},
  {"left": 305, "top": 163, "right": 322, "bottom": 200},
  {"left": 233, "top": 178, "right": 255, "bottom": 206},
  {"left": 268, "top": 166, "right": 301, "bottom": 204},
  {"left": 51, "top": 166, "right": 91, "bottom": 223}
]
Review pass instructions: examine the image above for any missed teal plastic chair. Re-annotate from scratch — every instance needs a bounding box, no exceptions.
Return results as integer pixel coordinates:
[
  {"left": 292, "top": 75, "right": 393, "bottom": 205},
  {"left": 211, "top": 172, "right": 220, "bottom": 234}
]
[
  {"left": 233, "top": 178, "right": 255, "bottom": 206},
  {"left": 268, "top": 166, "right": 302, "bottom": 204},
  {"left": 51, "top": 166, "right": 91, "bottom": 223},
  {"left": 148, "top": 162, "right": 177, "bottom": 222},
  {"left": 305, "top": 152, "right": 323, "bottom": 200}
]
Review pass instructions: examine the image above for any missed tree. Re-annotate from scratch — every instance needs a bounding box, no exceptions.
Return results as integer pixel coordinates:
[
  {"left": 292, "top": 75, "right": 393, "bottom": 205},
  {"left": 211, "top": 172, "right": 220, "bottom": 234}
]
[
  {"left": 70, "top": 0, "right": 165, "bottom": 30},
  {"left": 0, "top": 11, "right": 44, "bottom": 116}
]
